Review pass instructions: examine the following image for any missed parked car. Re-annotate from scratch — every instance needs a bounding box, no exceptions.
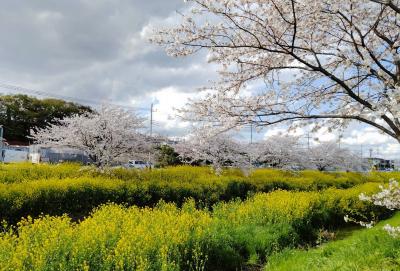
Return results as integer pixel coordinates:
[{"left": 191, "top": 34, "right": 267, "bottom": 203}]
[{"left": 124, "top": 160, "right": 153, "bottom": 169}]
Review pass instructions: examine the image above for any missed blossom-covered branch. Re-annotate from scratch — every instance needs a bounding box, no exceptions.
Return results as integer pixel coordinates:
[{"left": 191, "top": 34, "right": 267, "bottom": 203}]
[
  {"left": 359, "top": 179, "right": 400, "bottom": 236},
  {"left": 152, "top": 0, "right": 400, "bottom": 142}
]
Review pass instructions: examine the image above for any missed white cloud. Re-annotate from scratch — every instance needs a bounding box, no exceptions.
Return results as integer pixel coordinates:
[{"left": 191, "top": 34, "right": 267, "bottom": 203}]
[
  {"left": 264, "top": 125, "right": 337, "bottom": 144},
  {"left": 382, "top": 143, "right": 400, "bottom": 157},
  {"left": 36, "top": 11, "right": 63, "bottom": 23},
  {"left": 149, "top": 86, "right": 191, "bottom": 129},
  {"left": 342, "top": 127, "right": 391, "bottom": 145},
  {"left": 264, "top": 126, "right": 306, "bottom": 139},
  {"left": 313, "top": 127, "right": 337, "bottom": 143},
  {"left": 148, "top": 86, "right": 210, "bottom": 133},
  {"left": 340, "top": 126, "right": 399, "bottom": 159}
]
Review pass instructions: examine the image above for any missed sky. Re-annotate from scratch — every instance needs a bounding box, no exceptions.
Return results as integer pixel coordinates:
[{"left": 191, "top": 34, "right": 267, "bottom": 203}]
[{"left": 0, "top": 0, "right": 399, "bottom": 159}]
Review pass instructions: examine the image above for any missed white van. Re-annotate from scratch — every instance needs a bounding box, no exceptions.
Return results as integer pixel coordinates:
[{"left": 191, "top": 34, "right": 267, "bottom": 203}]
[{"left": 124, "top": 160, "right": 153, "bottom": 169}]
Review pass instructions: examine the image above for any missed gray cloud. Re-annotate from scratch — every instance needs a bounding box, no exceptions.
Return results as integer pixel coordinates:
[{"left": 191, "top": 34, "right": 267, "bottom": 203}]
[
  {"left": 0, "top": 0, "right": 216, "bottom": 111},
  {"left": 1, "top": 1, "right": 397, "bottom": 160}
]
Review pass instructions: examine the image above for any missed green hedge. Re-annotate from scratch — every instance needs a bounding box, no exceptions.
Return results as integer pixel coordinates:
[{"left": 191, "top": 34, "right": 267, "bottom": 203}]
[{"left": 0, "top": 183, "right": 390, "bottom": 271}]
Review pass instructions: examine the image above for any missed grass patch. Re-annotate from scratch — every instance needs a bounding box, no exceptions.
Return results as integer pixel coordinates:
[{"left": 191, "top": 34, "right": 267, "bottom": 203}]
[{"left": 265, "top": 213, "right": 400, "bottom": 271}]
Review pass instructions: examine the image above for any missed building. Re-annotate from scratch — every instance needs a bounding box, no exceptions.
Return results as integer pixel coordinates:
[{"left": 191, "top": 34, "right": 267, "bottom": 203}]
[
  {"left": 1, "top": 145, "right": 29, "bottom": 163},
  {"left": 393, "top": 160, "right": 400, "bottom": 171},
  {"left": 29, "top": 145, "right": 92, "bottom": 164},
  {"left": 364, "top": 157, "right": 395, "bottom": 171}
]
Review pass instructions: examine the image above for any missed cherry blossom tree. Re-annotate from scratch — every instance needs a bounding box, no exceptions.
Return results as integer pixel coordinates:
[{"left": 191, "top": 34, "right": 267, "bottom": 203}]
[
  {"left": 32, "top": 105, "right": 150, "bottom": 167},
  {"left": 248, "top": 136, "right": 304, "bottom": 168},
  {"left": 175, "top": 128, "right": 251, "bottom": 174},
  {"left": 152, "top": 0, "right": 400, "bottom": 142},
  {"left": 307, "top": 142, "right": 361, "bottom": 171}
]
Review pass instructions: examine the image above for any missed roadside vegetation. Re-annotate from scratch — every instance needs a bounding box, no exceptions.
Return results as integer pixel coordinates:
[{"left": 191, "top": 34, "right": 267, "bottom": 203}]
[{"left": 265, "top": 213, "right": 400, "bottom": 271}]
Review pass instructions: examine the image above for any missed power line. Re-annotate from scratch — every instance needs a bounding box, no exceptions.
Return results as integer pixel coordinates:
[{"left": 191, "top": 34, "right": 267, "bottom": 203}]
[{"left": 0, "top": 83, "right": 149, "bottom": 112}]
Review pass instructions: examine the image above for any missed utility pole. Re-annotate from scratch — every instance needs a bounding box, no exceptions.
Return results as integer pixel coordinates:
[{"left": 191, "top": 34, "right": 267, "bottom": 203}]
[
  {"left": 360, "top": 144, "right": 363, "bottom": 170},
  {"left": 338, "top": 134, "right": 343, "bottom": 149},
  {"left": 0, "top": 125, "right": 3, "bottom": 162},
  {"left": 306, "top": 132, "right": 311, "bottom": 150},
  {"left": 150, "top": 103, "right": 153, "bottom": 137},
  {"left": 148, "top": 103, "right": 154, "bottom": 167},
  {"left": 250, "top": 123, "right": 253, "bottom": 144}
]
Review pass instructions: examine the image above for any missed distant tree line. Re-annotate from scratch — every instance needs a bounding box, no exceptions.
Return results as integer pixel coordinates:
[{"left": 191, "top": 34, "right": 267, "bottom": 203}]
[
  {"left": 0, "top": 94, "right": 92, "bottom": 144},
  {"left": 173, "top": 127, "right": 365, "bottom": 174}
]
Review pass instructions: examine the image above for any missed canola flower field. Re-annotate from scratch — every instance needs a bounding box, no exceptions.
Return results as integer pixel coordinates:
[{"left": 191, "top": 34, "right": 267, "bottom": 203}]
[
  {"left": 0, "top": 163, "right": 398, "bottom": 223},
  {"left": 0, "top": 163, "right": 397, "bottom": 270},
  {"left": 0, "top": 185, "right": 389, "bottom": 270}
]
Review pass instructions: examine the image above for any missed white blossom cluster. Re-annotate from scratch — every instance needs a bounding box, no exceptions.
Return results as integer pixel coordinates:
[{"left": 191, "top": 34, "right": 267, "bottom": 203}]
[
  {"left": 359, "top": 179, "right": 400, "bottom": 236},
  {"left": 175, "top": 128, "right": 251, "bottom": 174},
  {"left": 360, "top": 180, "right": 400, "bottom": 210},
  {"left": 32, "top": 104, "right": 151, "bottom": 167},
  {"left": 248, "top": 136, "right": 303, "bottom": 169},
  {"left": 152, "top": 0, "right": 400, "bottom": 143},
  {"left": 307, "top": 142, "right": 363, "bottom": 171},
  {"left": 344, "top": 215, "right": 375, "bottom": 228}
]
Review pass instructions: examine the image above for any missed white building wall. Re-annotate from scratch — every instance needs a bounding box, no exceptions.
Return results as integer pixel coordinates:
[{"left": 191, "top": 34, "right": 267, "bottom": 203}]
[{"left": 3, "top": 149, "right": 28, "bottom": 163}]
